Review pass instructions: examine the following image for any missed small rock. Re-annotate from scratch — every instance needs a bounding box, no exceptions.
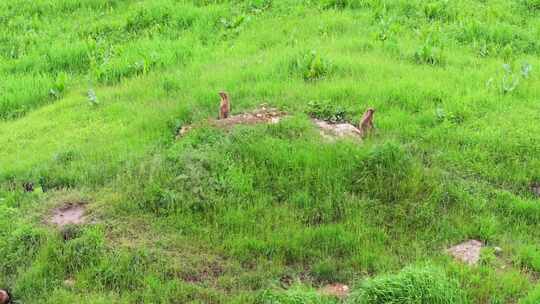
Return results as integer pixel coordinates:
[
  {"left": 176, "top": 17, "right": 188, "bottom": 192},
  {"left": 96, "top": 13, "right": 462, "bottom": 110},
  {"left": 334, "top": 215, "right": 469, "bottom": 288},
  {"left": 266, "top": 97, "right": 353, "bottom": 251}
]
[
  {"left": 270, "top": 117, "right": 281, "bottom": 124},
  {"left": 313, "top": 119, "right": 363, "bottom": 142},
  {"left": 447, "top": 240, "right": 483, "bottom": 266},
  {"left": 531, "top": 183, "right": 540, "bottom": 198},
  {"left": 494, "top": 246, "right": 503, "bottom": 255},
  {"left": 320, "top": 283, "right": 350, "bottom": 299},
  {"left": 0, "top": 289, "right": 10, "bottom": 304},
  {"left": 64, "top": 278, "right": 76, "bottom": 288}
]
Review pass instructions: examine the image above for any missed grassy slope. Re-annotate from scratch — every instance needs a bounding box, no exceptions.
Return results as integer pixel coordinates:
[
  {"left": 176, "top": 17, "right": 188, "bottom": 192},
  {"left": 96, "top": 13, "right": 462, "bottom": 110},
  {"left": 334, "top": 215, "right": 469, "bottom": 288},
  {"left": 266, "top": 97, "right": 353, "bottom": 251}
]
[{"left": 1, "top": 0, "right": 540, "bottom": 303}]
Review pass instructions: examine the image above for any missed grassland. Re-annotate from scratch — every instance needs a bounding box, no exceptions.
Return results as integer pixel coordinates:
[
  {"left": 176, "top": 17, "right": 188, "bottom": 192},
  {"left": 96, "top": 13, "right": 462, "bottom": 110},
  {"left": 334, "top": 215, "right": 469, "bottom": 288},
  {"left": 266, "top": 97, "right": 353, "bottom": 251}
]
[{"left": 1, "top": 0, "right": 540, "bottom": 303}]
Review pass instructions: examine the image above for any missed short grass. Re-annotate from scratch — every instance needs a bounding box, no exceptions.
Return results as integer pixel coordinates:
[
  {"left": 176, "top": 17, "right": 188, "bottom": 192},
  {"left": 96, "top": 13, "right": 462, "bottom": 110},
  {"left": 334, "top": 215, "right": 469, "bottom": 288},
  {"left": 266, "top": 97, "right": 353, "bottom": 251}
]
[{"left": 1, "top": 0, "right": 540, "bottom": 303}]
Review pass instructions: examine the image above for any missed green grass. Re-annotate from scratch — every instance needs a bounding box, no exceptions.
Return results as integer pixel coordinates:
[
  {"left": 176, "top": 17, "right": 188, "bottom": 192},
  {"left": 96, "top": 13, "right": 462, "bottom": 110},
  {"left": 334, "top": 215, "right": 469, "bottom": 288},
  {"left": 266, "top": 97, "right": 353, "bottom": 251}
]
[
  {"left": 349, "top": 265, "right": 465, "bottom": 304},
  {"left": 257, "top": 285, "right": 339, "bottom": 304},
  {"left": 1, "top": 0, "right": 540, "bottom": 303}
]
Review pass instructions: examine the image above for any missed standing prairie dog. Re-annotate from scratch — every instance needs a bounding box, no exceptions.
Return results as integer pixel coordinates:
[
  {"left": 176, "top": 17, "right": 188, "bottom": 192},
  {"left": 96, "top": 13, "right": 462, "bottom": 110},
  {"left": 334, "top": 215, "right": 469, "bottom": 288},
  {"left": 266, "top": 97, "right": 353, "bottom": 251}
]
[
  {"left": 219, "top": 91, "right": 231, "bottom": 119},
  {"left": 358, "top": 108, "right": 375, "bottom": 137}
]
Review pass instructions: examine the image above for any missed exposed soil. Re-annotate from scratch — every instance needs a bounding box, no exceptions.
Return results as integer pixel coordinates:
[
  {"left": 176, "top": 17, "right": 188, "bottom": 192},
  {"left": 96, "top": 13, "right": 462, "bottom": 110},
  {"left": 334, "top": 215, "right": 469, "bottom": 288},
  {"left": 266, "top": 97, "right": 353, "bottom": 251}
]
[
  {"left": 181, "top": 259, "right": 224, "bottom": 284},
  {"left": 313, "top": 119, "right": 363, "bottom": 141},
  {"left": 319, "top": 283, "right": 350, "bottom": 298},
  {"left": 176, "top": 105, "right": 286, "bottom": 139},
  {"left": 212, "top": 106, "right": 286, "bottom": 128},
  {"left": 175, "top": 105, "right": 366, "bottom": 143},
  {"left": 49, "top": 203, "right": 87, "bottom": 227},
  {"left": 447, "top": 240, "right": 483, "bottom": 266}
]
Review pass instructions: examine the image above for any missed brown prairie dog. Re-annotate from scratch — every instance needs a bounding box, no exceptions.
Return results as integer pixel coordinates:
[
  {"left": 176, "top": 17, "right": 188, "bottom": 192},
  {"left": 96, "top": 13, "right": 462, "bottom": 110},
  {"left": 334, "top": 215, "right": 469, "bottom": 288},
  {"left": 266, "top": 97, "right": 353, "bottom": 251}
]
[
  {"left": 219, "top": 91, "right": 231, "bottom": 119},
  {"left": 358, "top": 108, "right": 375, "bottom": 137}
]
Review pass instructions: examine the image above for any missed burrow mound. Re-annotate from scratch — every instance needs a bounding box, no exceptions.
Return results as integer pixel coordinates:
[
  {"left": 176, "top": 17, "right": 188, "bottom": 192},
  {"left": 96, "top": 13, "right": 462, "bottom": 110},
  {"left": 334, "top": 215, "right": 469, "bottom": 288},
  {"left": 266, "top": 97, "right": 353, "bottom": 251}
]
[
  {"left": 177, "top": 105, "right": 287, "bottom": 139},
  {"left": 446, "top": 240, "right": 483, "bottom": 266},
  {"left": 49, "top": 203, "right": 87, "bottom": 227},
  {"left": 176, "top": 92, "right": 374, "bottom": 141}
]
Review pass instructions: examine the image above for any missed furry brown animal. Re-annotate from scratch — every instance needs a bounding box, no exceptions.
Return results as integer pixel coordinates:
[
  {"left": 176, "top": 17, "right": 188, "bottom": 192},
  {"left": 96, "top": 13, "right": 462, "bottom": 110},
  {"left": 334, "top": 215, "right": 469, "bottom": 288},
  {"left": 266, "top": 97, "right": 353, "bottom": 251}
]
[
  {"left": 0, "top": 289, "right": 11, "bottom": 304},
  {"left": 218, "top": 91, "right": 231, "bottom": 119},
  {"left": 358, "top": 108, "right": 375, "bottom": 137}
]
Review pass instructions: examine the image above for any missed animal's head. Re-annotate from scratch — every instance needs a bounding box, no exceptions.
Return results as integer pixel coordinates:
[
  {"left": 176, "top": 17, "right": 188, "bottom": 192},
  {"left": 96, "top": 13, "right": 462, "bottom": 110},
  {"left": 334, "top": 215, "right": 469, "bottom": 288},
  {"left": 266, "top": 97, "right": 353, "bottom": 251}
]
[
  {"left": 367, "top": 108, "right": 375, "bottom": 114},
  {"left": 219, "top": 91, "right": 229, "bottom": 100}
]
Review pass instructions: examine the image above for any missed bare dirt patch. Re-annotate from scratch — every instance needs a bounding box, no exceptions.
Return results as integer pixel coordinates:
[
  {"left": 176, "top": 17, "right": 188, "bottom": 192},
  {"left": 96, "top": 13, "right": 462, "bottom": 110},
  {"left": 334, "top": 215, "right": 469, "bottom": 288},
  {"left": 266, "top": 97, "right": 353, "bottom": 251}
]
[
  {"left": 447, "top": 240, "right": 483, "bottom": 266},
  {"left": 313, "top": 119, "right": 363, "bottom": 142},
  {"left": 176, "top": 105, "right": 287, "bottom": 139},
  {"left": 212, "top": 105, "right": 286, "bottom": 128},
  {"left": 319, "top": 283, "right": 350, "bottom": 299},
  {"left": 49, "top": 203, "right": 87, "bottom": 227},
  {"left": 174, "top": 90, "right": 373, "bottom": 143},
  {"left": 183, "top": 262, "right": 224, "bottom": 284}
]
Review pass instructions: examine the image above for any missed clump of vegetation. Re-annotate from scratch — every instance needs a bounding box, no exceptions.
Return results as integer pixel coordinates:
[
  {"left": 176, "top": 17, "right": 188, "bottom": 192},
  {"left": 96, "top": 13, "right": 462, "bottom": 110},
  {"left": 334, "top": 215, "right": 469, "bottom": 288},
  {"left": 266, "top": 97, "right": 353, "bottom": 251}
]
[
  {"left": 307, "top": 100, "right": 349, "bottom": 123},
  {"left": 349, "top": 266, "right": 465, "bottom": 304},
  {"left": 87, "top": 89, "right": 100, "bottom": 106},
  {"left": 49, "top": 72, "right": 69, "bottom": 100},
  {"left": 319, "top": 0, "right": 364, "bottom": 9},
  {"left": 487, "top": 62, "right": 533, "bottom": 94},
  {"left": 514, "top": 245, "right": 540, "bottom": 272},
  {"left": 376, "top": 16, "right": 398, "bottom": 42},
  {"left": 354, "top": 143, "right": 415, "bottom": 202},
  {"left": 220, "top": 14, "right": 249, "bottom": 38},
  {"left": 520, "top": 284, "right": 540, "bottom": 304},
  {"left": 290, "top": 50, "right": 333, "bottom": 81},
  {"left": 256, "top": 285, "right": 338, "bottom": 304},
  {"left": 522, "top": 0, "right": 540, "bottom": 11},
  {"left": 423, "top": 1, "right": 456, "bottom": 22},
  {"left": 413, "top": 39, "right": 445, "bottom": 65}
]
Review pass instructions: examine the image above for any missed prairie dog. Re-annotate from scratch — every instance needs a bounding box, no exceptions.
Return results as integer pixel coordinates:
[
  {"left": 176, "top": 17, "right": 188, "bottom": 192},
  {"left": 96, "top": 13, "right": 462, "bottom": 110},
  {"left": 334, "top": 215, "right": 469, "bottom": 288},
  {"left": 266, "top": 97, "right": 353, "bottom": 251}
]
[
  {"left": 359, "top": 108, "right": 375, "bottom": 137},
  {"left": 219, "top": 91, "right": 230, "bottom": 119}
]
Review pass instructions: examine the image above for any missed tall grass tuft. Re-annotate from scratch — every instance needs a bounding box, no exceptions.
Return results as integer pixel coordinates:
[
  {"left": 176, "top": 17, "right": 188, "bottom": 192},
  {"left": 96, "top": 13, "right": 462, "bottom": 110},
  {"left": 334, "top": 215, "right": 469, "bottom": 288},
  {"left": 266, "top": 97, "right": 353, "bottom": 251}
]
[
  {"left": 349, "top": 265, "right": 465, "bottom": 304},
  {"left": 256, "top": 285, "right": 339, "bottom": 304}
]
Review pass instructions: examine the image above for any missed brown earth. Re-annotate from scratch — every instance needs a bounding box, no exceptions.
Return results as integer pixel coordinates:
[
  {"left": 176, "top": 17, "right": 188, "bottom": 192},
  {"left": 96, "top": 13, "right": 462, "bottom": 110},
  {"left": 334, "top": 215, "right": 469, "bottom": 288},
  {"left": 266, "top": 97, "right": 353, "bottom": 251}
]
[
  {"left": 176, "top": 105, "right": 366, "bottom": 143},
  {"left": 49, "top": 203, "right": 87, "bottom": 227},
  {"left": 211, "top": 105, "right": 286, "bottom": 128},
  {"left": 319, "top": 283, "right": 350, "bottom": 298},
  {"left": 447, "top": 240, "right": 483, "bottom": 266},
  {"left": 176, "top": 105, "right": 286, "bottom": 139}
]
